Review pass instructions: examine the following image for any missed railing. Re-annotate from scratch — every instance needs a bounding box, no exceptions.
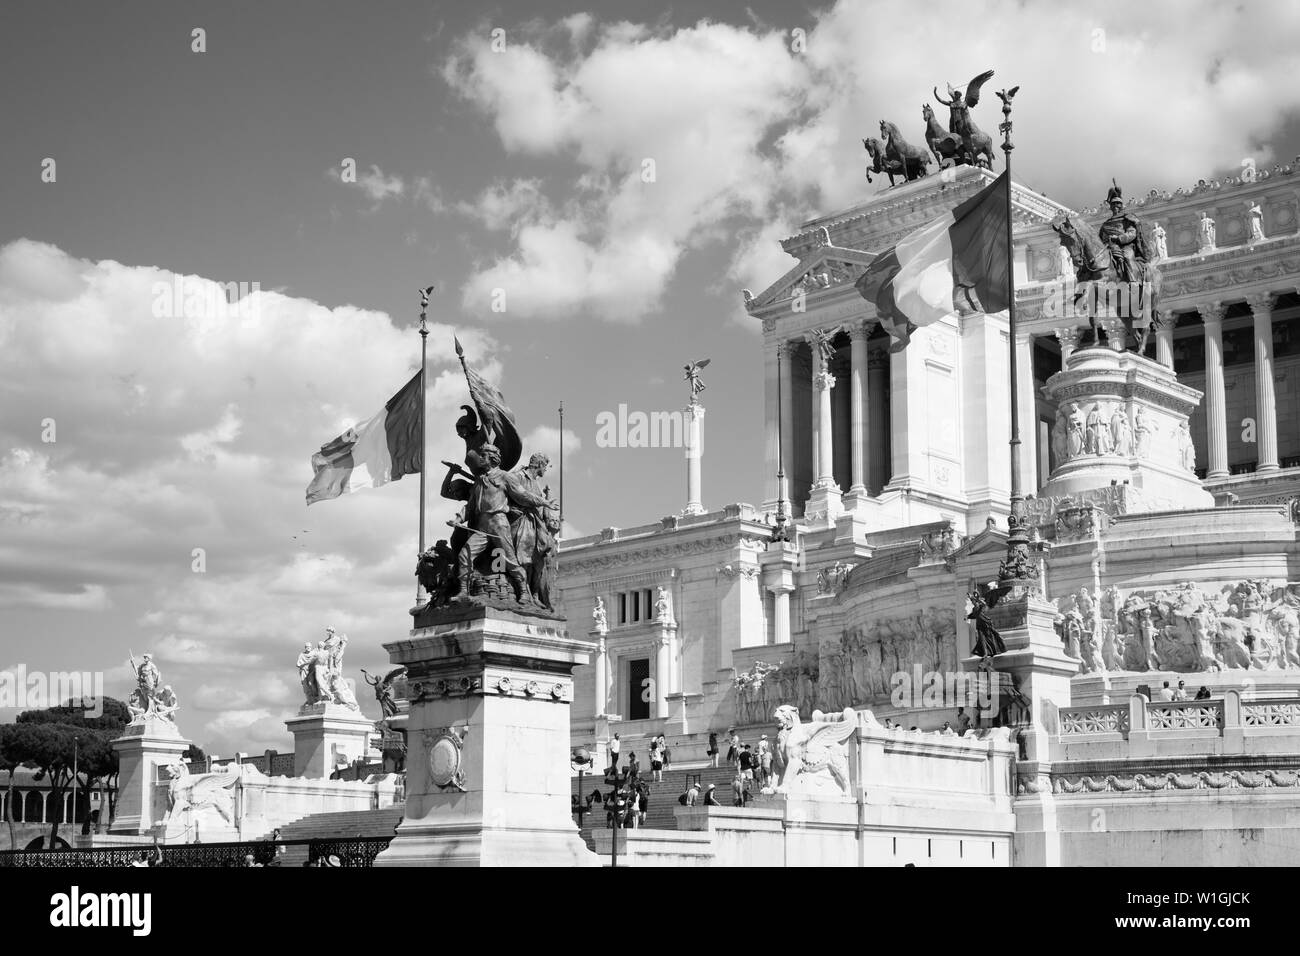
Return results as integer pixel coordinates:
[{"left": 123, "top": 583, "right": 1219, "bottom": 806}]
[
  {"left": 1147, "top": 700, "right": 1224, "bottom": 731},
  {"left": 1243, "top": 701, "right": 1300, "bottom": 727},
  {"left": 0, "top": 836, "right": 392, "bottom": 868},
  {"left": 1058, "top": 705, "right": 1130, "bottom": 737}
]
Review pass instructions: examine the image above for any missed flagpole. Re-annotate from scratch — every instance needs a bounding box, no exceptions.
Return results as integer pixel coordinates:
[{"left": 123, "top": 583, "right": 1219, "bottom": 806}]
[
  {"left": 994, "top": 85, "right": 1037, "bottom": 595},
  {"left": 558, "top": 401, "right": 565, "bottom": 527},
  {"left": 416, "top": 286, "right": 432, "bottom": 607}
]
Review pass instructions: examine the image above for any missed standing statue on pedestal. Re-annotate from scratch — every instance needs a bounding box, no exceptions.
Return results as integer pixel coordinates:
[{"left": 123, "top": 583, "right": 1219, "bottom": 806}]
[
  {"left": 966, "top": 591, "right": 1006, "bottom": 660},
  {"left": 683, "top": 358, "right": 710, "bottom": 401},
  {"left": 298, "top": 627, "right": 360, "bottom": 711},
  {"left": 508, "top": 453, "right": 561, "bottom": 610},
  {"left": 1151, "top": 221, "right": 1168, "bottom": 261},
  {"left": 1246, "top": 201, "right": 1265, "bottom": 244},
  {"left": 1198, "top": 211, "right": 1216, "bottom": 252},
  {"left": 127, "top": 652, "right": 177, "bottom": 724},
  {"left": 362, "top": 667, "right": 407, "bottom": 720}
]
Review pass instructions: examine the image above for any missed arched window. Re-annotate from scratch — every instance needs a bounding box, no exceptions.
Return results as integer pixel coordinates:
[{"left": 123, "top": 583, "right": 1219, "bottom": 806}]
[{"left": 24, "top": 790, "right": 42, "bottom": 823}]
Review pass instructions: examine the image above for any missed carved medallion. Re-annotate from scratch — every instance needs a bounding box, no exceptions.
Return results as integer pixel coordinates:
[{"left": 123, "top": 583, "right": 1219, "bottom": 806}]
[{"left": 425, "top": 727, "right": 467, "bottom": 792}]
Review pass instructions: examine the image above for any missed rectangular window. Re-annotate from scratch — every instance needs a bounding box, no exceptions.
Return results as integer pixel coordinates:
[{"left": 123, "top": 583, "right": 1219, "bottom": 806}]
[{"left": 617, "top": 592, "right": 627, "bottom": 625}]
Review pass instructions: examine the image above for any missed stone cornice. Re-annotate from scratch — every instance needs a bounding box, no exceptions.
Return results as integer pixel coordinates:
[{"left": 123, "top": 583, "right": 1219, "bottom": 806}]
[{"left": 560, "top": 529, "right": 771, "bottom": 577}]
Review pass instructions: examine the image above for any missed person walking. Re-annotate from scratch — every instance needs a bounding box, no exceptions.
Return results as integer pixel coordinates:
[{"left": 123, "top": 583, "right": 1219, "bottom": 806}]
[
  {"left": 731, "top": 771, "right": 745, "bottom": 807},
  {"left": 638, "top": 785, "right": 648, "bottom": 827},
  {"left": 626, "top": 751, "right": 639, "bottom": 782},
  {"left": 660, "top": 734, "right": 671, "bottom": 770},
  {"left": 649, "top": 738, "right": 663, "bottom": 783},
  {"left": 739, "top": 744, "right": 754, "bottom": 784},
  {"left": 726, "top": 729, "right": 740, "bottom": 770},
  {"left": 608, "top": 732, "right": 621, "bottom": 772},
  {"left": 757, "top": 734, "right": 772, "bottom": 788},
  {"left": 707, "top": 731, "right": 718, "bottom": 768}
]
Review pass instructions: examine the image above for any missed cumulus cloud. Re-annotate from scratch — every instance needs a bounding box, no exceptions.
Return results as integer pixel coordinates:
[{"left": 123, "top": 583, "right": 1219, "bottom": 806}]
[
  {"left": 0, "top": 238, "right": 503, "bottom": 752},
  {"left": 444, "top": 1, "right": 1300, "bottom": 325},
  {"left": 328, "top": 163, "right": 406, "bottom": 207}
]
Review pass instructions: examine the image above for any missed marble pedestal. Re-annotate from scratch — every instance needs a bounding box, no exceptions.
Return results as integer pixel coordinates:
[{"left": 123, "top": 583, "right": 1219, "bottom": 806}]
[
  {"left": 1039, "top": 347, "right": 1214, "bottom": 513},
  {"left": 965, "top": 591, "right": 1079, "bottom": 763},
  {"left": 109, "top": 716, "right": 190, "bottom": 834},
  {"left": 285, "top": 703, "right": 374, "bottom": 779},
  {"left": 373, "top": 604, "right": 600, "bottom": 867}
]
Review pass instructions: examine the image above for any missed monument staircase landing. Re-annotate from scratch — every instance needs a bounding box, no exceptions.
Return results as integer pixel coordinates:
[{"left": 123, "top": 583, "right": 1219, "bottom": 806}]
[
  {"left": 271, "top": 804, "right": 404, "bottom": 866},
  {"left": 571, "top": 764, "right": 746, "bottom": 849}
]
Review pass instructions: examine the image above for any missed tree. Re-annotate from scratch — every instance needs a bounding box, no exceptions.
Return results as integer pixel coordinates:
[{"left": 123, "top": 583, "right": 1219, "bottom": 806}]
[
  {"left": 9, "top": 697, "right": 128, "bottom": 844},
  {"left": 0, "top": 726, "right": 19, "bottom": 850},
  {"left": 183, "top": 743, "right": 207, "bottom": 768}
]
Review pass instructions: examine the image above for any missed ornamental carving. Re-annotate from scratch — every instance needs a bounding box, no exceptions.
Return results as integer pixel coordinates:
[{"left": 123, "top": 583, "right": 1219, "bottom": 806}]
[
  {"left": 731, "top": 608, "right": 960, "bottom": 726},
  {"left": 1056, "top": 579, "right": 1300, "bottom": 676},
  {"left": 918, "top": 521, "right": 963, "bottom": 563},
  {"left": 563, "top": 533, "right": 769, "bottom": 575},
  {"left": 816, "top": 561, "right": 856, "bottom": 594},
  {"left": 424, "top": 726, "right": 468, "bottom": 793},
  {"left": 1036, "top": 768, "right": 1300, "bottom": 796}
]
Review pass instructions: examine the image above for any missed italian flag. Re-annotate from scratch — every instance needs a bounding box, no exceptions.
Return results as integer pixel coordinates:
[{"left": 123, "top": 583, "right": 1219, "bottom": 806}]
[
  {"left": 306, "top": 371, "right": 423, "bottom": 504},
  {"left": 856, "top": 172, "right": 1011, "bottom": 351}
]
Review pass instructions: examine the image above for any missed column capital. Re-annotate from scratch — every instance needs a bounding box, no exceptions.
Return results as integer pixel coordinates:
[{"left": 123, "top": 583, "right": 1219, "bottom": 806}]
[
  {"left": 1152, "top": 309, "right": 1174, "bottom": 330},
  {"left": 1199, "top": 300, "right": 1227, "bottom": 327},
  {"left": 1246, "top": 292, "right": 1275, "bottom": 316},
  {"left": 1053, "top": 326, "right": 1081, "bottom": 350},
  {"left": 847, "top": 320, "right": 876, "bottom": 342},
  {"left": 814, "top": 371, "right": 836, "bottom": 392}
]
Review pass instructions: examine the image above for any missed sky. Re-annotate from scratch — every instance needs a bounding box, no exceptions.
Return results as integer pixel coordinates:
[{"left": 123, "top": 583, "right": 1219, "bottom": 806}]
[{"left": 2, "top": 0, "right": 1299, "bottom": 753}]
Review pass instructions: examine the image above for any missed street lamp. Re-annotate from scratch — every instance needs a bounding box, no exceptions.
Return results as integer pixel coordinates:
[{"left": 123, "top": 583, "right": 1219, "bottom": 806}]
[{"left": 570, "top": 748, "right": 593, "bottom": 830}]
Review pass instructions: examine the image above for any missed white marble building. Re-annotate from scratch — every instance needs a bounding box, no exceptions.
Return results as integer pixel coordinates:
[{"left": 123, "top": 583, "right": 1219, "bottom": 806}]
[{"left": 558, "top": 162, "right": 1300, "bottom": 768}]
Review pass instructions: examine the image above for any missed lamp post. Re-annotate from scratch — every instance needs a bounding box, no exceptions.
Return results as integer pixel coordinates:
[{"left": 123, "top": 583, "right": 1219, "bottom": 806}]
[{"left": 570, "top": 748, "right": 592, "bottom": 830}]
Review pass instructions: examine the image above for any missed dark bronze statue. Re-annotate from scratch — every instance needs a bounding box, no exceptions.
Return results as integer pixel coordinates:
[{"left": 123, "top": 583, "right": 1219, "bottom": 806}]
[
  {"left": 863, "top": 134, "right": 925, "bottom": 187},
  {"left": 361, "top": 666, "right": 407, "bottom": 720},
  {"left": 933, "top": 70, "right": 997, "bottom": 169},
  {"left": 1052, "top": 181, "right": 1162, "bottom": 351},
  {"left": 921, "top": 103, "right": 963, "bottom": 169},
  {"left": 966, "top": 590, "right": 1006, "bottom": 659},
  {"left": 414, "top": 341, "right": 562, "bottom": 617}
]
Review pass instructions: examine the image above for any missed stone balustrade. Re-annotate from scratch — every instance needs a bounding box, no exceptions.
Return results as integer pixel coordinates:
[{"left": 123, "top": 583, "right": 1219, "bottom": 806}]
[{"left": 1053, "top": 690, "right": 1300, "bottom": 759}]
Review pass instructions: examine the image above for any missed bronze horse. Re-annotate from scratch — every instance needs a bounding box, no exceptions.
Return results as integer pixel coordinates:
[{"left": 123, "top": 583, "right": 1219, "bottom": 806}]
[
  {"left": 934, "top": 70, "right": 997, "bottom": 169},
  {"left": 869, "top": 120, "right": 929, "bottom": 185},
  {"left": 922, "top": 103, "right": 963, "bottom": 168},
  {"left": 1051, "top": 215, "right": 1161, "bottom": 351},
  {"left": 863, "top": 137, "right": 912, "bottom": 186}
]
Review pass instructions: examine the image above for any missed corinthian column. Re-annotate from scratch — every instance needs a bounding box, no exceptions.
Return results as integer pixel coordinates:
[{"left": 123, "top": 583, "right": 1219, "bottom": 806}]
[
  {"left": 1054, "top": 326, "right": 1081, "bottom": 364},
  {"left": 847, "top": 322, "right": 872, "bottom": 497},
  {"left": 867, "top": 350, "right": 889, "bottom": 494},
  {"left": 807, "top": 332, "right": 837, "bottom": 489},
  {"left": 1249, "top": 293, "right": 1279, "bottom": 473},
  {"left": 1200, "top": 301, "right": 1229, "bottom": 480}
]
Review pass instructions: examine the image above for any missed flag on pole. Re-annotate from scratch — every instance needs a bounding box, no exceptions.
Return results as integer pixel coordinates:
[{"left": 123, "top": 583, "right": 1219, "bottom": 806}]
[
  {"left": 305, "top": 371, "right": 423, "bottom": 505},
  {"left": 856, "top": 171, "right": 1011, "bottom": 351},
  {"left": 455, "top": 336, "right": 522, "bottom": 472}
]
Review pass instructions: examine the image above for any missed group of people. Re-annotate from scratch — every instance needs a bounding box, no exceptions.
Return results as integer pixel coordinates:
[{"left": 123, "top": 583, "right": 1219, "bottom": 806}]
[
  {"left": 706, "top": 729, "right": 773, "bottom": 789},
  {"left": 1158, "top": 680, "right": 1212, "bottom": 702}
]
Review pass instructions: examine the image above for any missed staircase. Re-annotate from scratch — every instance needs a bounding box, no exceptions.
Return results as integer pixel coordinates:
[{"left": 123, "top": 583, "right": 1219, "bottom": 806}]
[
  {"left": 271, "top": 804, "right": 405, "bottom": 866},
  {"left": 571, "top": 764, "right": 754, "bottom": 849}
]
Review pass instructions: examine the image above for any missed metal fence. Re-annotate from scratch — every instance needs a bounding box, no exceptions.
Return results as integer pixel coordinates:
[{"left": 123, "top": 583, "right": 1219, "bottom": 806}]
[{"left": 0, "top": 836, "right": 393, "bottom": 868}]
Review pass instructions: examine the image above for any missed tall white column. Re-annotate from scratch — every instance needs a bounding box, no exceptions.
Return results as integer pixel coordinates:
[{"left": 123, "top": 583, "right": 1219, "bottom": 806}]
[
  {"left": 848, "top": 322, "right": 871, "bottom": 497},
  {"left": 762, "top": 339, "right": 781, "bottom": 510},
  {"left": 1016, "top": 330, "right": 1040, "bottom": 495},
  {"left": 1154, "top": 310, "right": 1175, "bottom": 369},
  {"left": 654, "top": 632, "right": 670, "bottom": 719},
  {"left": 778, "top": 342, "right": 794, "bottom": 510},
  {"left": 1249, "top": 293, "right": 1279, "bottom": 473},
  {"left": 868, "top": 350, "right": 889, "bottom": 494},
  {"left": 683, "top": 402, "right": 705, "bottom": 515},
  {"left": 771, "top": 587, "right": 792, "bottom": 645},
  {"left": 1200, "top": 301, "right": 1229, "bottom": 480},
  {"left": 808, "top": 335, "right": 837, "bottom": 488},
  {"left": 594, "top": 635, "right": 607, "bottom": 716},
  {"left": 1054, "top": 326, "right": 1080, "bottom": 364}
]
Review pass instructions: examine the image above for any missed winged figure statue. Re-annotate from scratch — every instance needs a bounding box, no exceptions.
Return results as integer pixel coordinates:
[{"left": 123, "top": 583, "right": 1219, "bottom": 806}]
[{"left": 771, "top": 705, "right": 857, "bottom": 796}]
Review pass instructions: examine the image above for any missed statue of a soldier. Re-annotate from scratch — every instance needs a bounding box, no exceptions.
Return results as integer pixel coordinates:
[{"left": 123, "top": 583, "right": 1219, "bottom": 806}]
[
  {"left": 442, "top": 443, "right": 551, "bottom": 604},
  {"left": 1097, "top": 180, "right": 1159, "bottom": 349}
]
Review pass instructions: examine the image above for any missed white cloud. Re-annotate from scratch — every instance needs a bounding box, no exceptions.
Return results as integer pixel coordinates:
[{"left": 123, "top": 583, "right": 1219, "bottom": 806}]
[
  {"left": 444, "top": 2, "right": 1300, "bottom": 323},
  {"left": 0, "top": 238, "right": 502, "bottom": 751}
]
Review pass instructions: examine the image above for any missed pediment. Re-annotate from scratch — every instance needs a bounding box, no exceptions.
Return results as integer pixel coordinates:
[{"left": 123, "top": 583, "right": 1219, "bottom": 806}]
[
  {"left": 744, "top": 242, "right": 877, "bottom": 314},
  {"left": 953, "top": 526, "right": 1009, "bottom": 558}
]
